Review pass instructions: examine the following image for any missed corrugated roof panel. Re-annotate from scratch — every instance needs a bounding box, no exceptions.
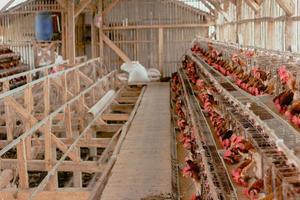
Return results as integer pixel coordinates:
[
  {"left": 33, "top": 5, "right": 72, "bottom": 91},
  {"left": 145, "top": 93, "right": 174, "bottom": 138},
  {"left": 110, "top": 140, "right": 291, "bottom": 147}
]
[
  {"left": 179, "top": 0, "right": 210, "bottom": 12},
  {"left": 0, "top": 0, "right": 28, "bottom": 11}
]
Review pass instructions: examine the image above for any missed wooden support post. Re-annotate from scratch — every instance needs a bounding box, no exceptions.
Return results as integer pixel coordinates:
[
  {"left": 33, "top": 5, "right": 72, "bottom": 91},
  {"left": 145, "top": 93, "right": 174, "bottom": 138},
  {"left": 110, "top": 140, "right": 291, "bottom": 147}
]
[
  {"left": 61, "top": 12, "right": 67, "bottom": 59},
  {"left": 67, "top": 0, "right": 76, "bottom": 64},
  {"left": 6, "top": 97, "right": 80, "bottom": 162},
  {"left": 236, "top": 0, "right": 242, "bottom": 43},
  {"left": 17, "top": 140, "right": 29, "bottom": 189},
  {"left": 62, "top": 73, "right": 73, "bottom": 139},
  {"left": 3, "top": 81, "right": 13, "bottom": 141},
  {"left": 43, "top": 69, "right": 50, "bottom": 117},
  {"left": 267, "top": 21, "right": 275, "bottom": 49},
  {"left": 158, "top": 28, "right": 164, "bottom": 76},
  {"left": 44, "top": 120, "right": 58, "bottom": 190},
  {"left": 73, "top": 71, "right": 83, "bottom": 188},
  {"left": 285, "top": 18, "right": 293, "bottom": 51},
  {"left": 91, "top": 14, "right": 97, "bottom": 58},
  {"left": 25, "top": 73, "right": 33, "bottom": 160},
  {"left": 97, "top": 0, "right": 104, "bottom": 59},
  {"left": 254, "top": 12, "right": 261, "bottom": 47},
  {"left": 56, "top": 0, "right": 66, "bottom": 8}
]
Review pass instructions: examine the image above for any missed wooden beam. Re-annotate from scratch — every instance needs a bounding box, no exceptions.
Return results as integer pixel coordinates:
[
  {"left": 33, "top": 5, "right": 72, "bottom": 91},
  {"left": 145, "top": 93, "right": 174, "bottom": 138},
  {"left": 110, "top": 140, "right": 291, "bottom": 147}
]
[
  {"left": 254, "top": 12, "right": 261, "bottom": 47},
  {"left": 110, "top": 104, "right": 134, "bottom": 113},
  {"left": 244, "top": 0, "right": 261, "bottom": 11},
  {"left": 228, "top": 0, "right": 237, "bottom": 5},
  {"left": 200, "top": 0, "right": 217, "bottom": 15},
  {"left": 207, "top": 0, "right": 232, "bottom": 21},
  {"left": 0, "top": 159, "right": 101, "bottom": 173},
  {"left": 255, "top": 0, "right": 264, "bottom": 5},
  {"left": 103, "top": 0, "right": 120, "bottom": 17},
  {"left": 4, "top": 81, "right": 14, "bottom": 141},
  {"left": 0, "top": 138, "right": 110, "bottom": 149},
  {"left": 44, "top": 120, "right": 57, "bottom": 190},
  {"left": 285, "top": 18, "right": 293, "bottom": 51},
  {"left": 51, "top": 133, "right": 80, "bottom": 161},
  {"left": 236, "top": 0, "right": 242, "bottom": 43},
  {"left": 103, "top": 23, "right": 214, "bottom": 30},
  {"left": 75, "top": 0, "right": 93, "bottom": 18},
  {"left": 6, "top": 97, "right": 80, "bottom": 162},
  {"left": 0, "top": 189, "right": 90, "bottom": 200},
  {"left": 77, "top": 70, "right": 93, "bottom": 85},
  {"left": 158, "top": 28, "right": 164, "bottom": 75},
  {"left": 67, "top": 0, "right": 76, "bottom": 64},
  {"left": 17, "top": 140, "right": 29, "bottom": 189},
  {"left": 56, "top": 0, "right": 67, "bottom": 8},
  {"left": 103, "top": 34, "right": 131, "bottom": 62},
  {"left": 98, "top": 1, "right": 104, "bottom": 58},
  {"left": 275, "top": 0, "right": 295, "bottom": 16},
  {"left": 92, "top": 124, "right": 122, "bottom": 132},
  {"left": 101, "top": 113, "right": 129, "bottom": 121},
  {"left": 267, "top": 20, "right": 275, "bottom": 49}
]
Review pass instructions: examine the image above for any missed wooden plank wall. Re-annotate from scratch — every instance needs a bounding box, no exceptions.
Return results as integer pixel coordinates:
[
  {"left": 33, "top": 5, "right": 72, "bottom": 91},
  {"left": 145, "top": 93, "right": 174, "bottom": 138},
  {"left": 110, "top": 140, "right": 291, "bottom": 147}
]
[
  {"left": 0, "top": 0, "right": 63, "bottom": 69},
  {"left": 103, "top": 0, "right": 210, "bottom": 77},
  {"left": 216, "top": 0, "right": 300, "bottom": 52}
]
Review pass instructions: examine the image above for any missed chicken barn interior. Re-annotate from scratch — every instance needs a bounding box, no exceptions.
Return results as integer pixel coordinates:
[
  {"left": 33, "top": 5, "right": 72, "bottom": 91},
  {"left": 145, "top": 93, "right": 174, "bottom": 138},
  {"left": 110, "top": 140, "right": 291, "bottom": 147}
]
[{"left": 0, "top": 0, "right": 300, "bottom": 200}]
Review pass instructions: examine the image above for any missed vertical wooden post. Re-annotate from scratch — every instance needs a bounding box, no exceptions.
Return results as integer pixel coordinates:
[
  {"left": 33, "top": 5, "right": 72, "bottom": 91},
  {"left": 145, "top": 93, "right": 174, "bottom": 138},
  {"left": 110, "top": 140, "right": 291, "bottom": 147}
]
[
  {"left": 43, "top": 69, "right": 50, "bottom": 116},
  {"left": 73, "top": 70, "right": 82, "bottom": 188},
  {"left": 62, "top": 72, "right": 73, "bottom": 139},
  {"left": 267, "top": 2, "right": 275, "bottom": 49},
  {"left": 236, "top": 0, "right": 242, "bottom": 43},
  {"left": 3, "top": 81, "right": 13, "bottom": 141},
  {"left": 17, "top": 140, "right": 29, "bottom": 189},
  {"left": 61, "top": 12, "right": 66, "bottom": 59},
  {"left": 91, "top": 12, "right": 97, "bottom": 58},
  {"left": 24, "top": 73, "right": 33, "bottom": 159},
  {"left": 67, "top": 0, "right": 76, "bottom": 64},
  {"left": 267, "top": 21, "right": 275, "bottom": 49},
  {"left": 285, "top": 18, "right": 293, "bottom": 51},
  {"left": 45, "top": 119, "right": 58, "bottom": 190},
  {"left": 254, "top": 12, "right": 261, "bottom": 47},
  {"left": 158, "top": 28, "right": 163, "bottom": 76},
  {"left": 98, "top": 0, "right": 104, "bottom": 59}
]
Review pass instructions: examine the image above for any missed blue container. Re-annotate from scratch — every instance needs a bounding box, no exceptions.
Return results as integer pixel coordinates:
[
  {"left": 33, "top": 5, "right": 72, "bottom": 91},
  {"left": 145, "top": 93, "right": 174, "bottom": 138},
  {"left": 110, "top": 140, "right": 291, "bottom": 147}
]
[{"left": 35, "top": 12, "right": 53, "bottom": 41}]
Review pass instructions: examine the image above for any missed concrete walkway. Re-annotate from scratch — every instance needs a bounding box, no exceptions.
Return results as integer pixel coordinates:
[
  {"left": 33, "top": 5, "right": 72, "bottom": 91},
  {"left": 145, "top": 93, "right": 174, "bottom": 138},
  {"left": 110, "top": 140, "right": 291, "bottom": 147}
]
[{"left": 101, "top": 82, "right": 172, "bottom": 200}]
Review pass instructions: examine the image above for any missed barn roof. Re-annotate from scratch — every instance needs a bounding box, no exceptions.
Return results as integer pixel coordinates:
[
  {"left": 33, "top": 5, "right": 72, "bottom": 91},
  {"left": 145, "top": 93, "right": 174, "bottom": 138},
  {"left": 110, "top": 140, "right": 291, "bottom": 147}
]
[{"left": 0, "top": 0, "right": 29, "bottom": 11}]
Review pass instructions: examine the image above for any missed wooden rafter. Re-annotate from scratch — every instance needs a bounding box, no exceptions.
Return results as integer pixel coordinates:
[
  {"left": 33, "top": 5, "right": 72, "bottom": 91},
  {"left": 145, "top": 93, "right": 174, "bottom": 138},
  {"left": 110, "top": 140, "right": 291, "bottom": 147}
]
[
  {"left": 244, "top": 0, "right": 261, "bottom": 11},
  {"left": 275, "top": 0, "right": 295, "bottom": 16},
  {"left": 255, "top": 0, "right": 264, "bottom": 5},
  {"left": 228, "top": 0, "right": 237, "bottom": 5},
  {"left": 200, "top": 0, "right": 218, "bottom": 16},
  {"left": 1, "top": 0, "right": 15, "bottom": 12},
  {"left": 207, "top": 0, "right": 232, "bottom": 21},
  {"left": 103, "top": 34, "right": 131, "bottom": 62},
  {"left": 55, "top": 0, "right": 66, "bottom": 8},
  {"left": 74, "top": 0, "right": 93, "bottom": 18},
  {"left": 166, "top": 0, "right": 214, "bottom": 18},
  {"left": 103, "top": 0, "right": 120, "bottom": 17}
]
